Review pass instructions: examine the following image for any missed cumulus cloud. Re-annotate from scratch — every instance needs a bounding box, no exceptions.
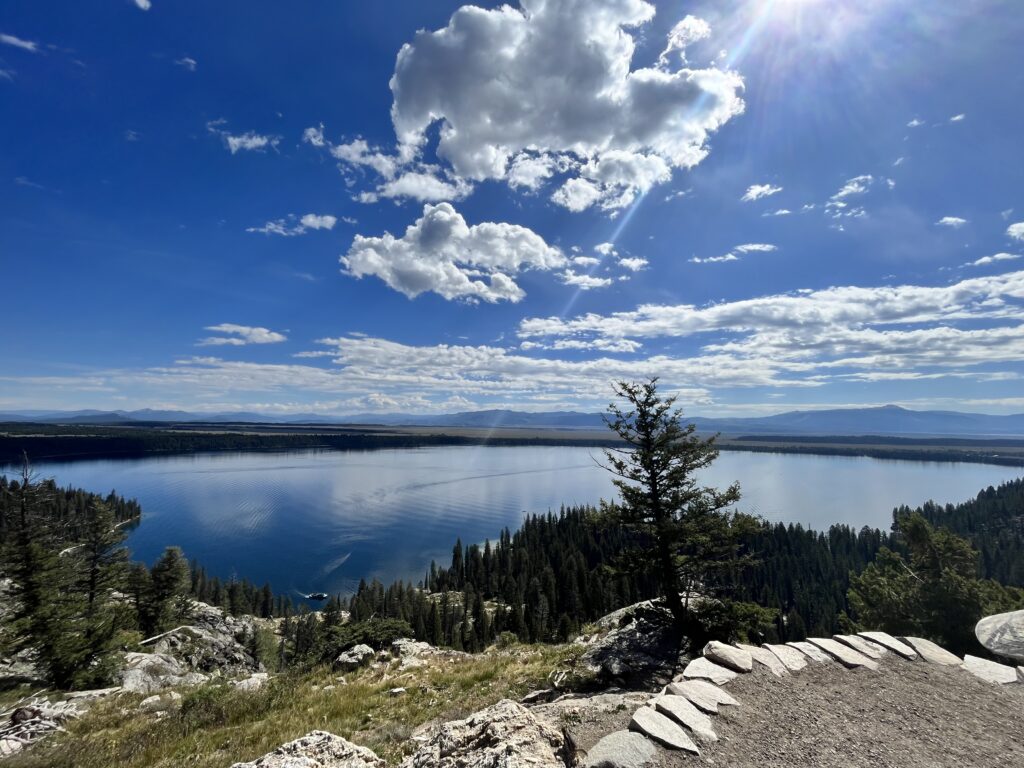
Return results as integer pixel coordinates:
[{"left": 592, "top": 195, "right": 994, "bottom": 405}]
[
  {"left": 197, "top": 324, "right": 287, "bottom": 347},
  {"left": 225, "top": 132, "right": 279, "bottom": 154},
  {"left": 936, "top": 216, "right": 968, "bottom": 228},
  {"left": 341, "top": 203, "right": 567, "bottom": 303},
  {"left": 0, "top": 33, "right": 39, "bottom": 52},
  {"left": 619, "top": 257, "right": 648, "bottom": 271},
  {"left": 247, "top": 213, "right": 337, "bottom": 236},
  {"left": 742, "top": 183, "right": 782, "bottom": 202},
  {"left": 317, "top": 0, "right": 743, "bottom": 211},
  {"left": 964, "top": 253, "right": 1020, "bottom": 268},
  {"left": 561, "top": 270, "right": 613, "bottom": 290},
  {"left": 1008, "top": 222, "right": 1024, "bottom": 241}
]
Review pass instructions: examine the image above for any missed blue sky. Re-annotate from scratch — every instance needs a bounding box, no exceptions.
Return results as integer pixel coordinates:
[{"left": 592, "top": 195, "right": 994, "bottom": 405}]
[{"left": 2, "top": 0, "right": 1023, "bottom": 416}]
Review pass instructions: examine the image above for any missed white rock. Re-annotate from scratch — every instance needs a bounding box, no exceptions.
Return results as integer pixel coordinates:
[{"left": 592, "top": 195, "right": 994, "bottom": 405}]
[
  {"left": 584, "top": 730, "right": 657, "bottom": 768},
  {"left": 139, "top": 691, "right": 182, "bottom": 712},
  {"left": 858, "top": 631, "right": 918, "bottom": 660},
  {"left": 388, "top": 687, "right": 407, "bottom": 696},
  {"left": 334, "top": 644, "right": 375, "bottom": 672},
  {"left": 231, "top": 730, "right": 385, "bottom": 768},
  {"left": 962, "top": 654, "right": 1019, "bottom": 685},
  {"left": 233, "top": 672, "right": 270, "bottom": 692},
  {"left": 735, "top": 643, "right": 788, "bottom": 677},
  {"left": 900, "top": 637, "right": 962, "bottom": 666},
  {"left": 763, "top": 643, "right": 808, "bottom": 672},
  {"left": 665, "top": 679, "right": 739, "bottom": 714},
  {"left": 702, "top": 640, "right": 752, "bottom": 673},
  {"left": 681, "top": 656, "right": 737, "bottom": 685},
  {"left": 807, "top": 638, "right": 879, "bottom": 670},
  {"left": 629, "top": 706, "right": 699, "bottom": 753},
  {"left": 975, "top": 610, "right": 1024, "bottom": 663},
  {"left": 0, "top": 738, "right": 23, "bottom": 757},
  {"left": 833, "top": 634, "right": 886, "bottom": 660},
  {"left": 654, "top": 695, "right": 717, "bottom": 742},
  {"left": 788, "top": 641, "right": 832, "bottom": 663}
]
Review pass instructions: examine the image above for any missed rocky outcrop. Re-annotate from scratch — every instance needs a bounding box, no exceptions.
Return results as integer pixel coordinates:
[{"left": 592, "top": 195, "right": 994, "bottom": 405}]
[
  {"left": 702, "top": 641, "right": 752, "bottom": 673},
  {"left": 119, "top": 652, "right": 208, "bottom": 694},
  {"left": 144, "top": 601, "right": 264, "bottom": 677},
  {"left": 579, "top": 601, "right": 684, "bottom": 687},
  {"left": 400, "top": 699, "right": 566, "bottom": 768},
  {"left": 961, "top": 654, "right": 1019, "bottom": 685},
  {"left": 334, "top": 644, "right": 374, "bottom": 672},
  {"left": 975, "top": 609, "right": 1024, "bottom": 663},
  {"left": 680, "top": 656, "right": 737, "bottom": 685},
  {"left": 584, "top": 730, "right": 656, "bottom": 768},
  {"left": 230, "top": 730, "right": 385, "bottom": 768}
]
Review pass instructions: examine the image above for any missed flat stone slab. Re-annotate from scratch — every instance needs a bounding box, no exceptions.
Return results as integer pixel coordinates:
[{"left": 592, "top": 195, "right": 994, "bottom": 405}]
[
  {"left": 763, "top": 643, "right": 808, "bottom": 672},
  {"left": 901, "top": 637, "right": 962, "bottom": 666},
  {"left": 681, "top": 656, "right": 738, "bottom": 685},
  {"left": 630, "top": 706, "right": 699, "bottom": 753},
  {"left": 834, "top": 634, "right": 886, "bottom": 660},
  {"left": 584, "top": 730, "right": 657, "bottom": 768},
  {"left": 736, "top": 643, "right": 787, "bottom": 677},
  {"left": 975, "top": 609, "right": 1024, "bottom": 663},
  {"left": 666, "top": 679, "right": 738, "bottom": 714},
  {"left": 654, "top": 695, "right": 718, "bottom": 742},
  {"left": 962, "top": 654, "right": 1019, "bottom": 685},
  {"left": 858, "top": 631, "right": 918, "bottom": 660},
  {"left": 702, "top": 640, "right": 752, "bottom": 673},
  {"left": 788, "top": 641, "right": 833, "bottom": 663},
  {"left": 808, "top": 638, "right": 879, "bottom": 670}
]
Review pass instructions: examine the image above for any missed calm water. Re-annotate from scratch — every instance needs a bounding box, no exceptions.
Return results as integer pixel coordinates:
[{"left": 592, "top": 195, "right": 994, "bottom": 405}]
[{"left": 16, "top": 447, "right": 1022, "bottom": 596}]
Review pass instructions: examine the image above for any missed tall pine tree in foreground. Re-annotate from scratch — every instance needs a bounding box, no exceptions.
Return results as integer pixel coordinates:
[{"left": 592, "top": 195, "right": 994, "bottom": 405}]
[{"left": 600, "top": 379, "right": 762, "bottom": 635}]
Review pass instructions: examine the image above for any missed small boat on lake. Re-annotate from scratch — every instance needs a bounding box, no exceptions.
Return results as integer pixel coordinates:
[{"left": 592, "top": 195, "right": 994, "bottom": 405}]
[{"left": 305, "top": 592, "right": 328, "bottom": 601}]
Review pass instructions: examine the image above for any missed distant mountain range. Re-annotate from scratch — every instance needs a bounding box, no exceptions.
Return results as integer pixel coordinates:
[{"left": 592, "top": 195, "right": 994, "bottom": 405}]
[{"left": 3, "top": 404, "right": 1024, "bottom": 438}]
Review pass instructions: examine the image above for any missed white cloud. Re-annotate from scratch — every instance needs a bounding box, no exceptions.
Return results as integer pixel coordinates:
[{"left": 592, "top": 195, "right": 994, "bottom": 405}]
[
  {"left": 734, "top": 243, "right": 777, "bottom": 254},
  {"left": 561, "top": 270, "right": 613, "bottom": 290},
  {"left": 690, "top": 253, "right": 738, "bottom": 264},
  {"left": 368, "top": 170, "right": 472, "bottom": 203},
  {"left": 247, "top": 213, "right": 337, "bottom": 236},
  {"left": 133, "top": 0, "right": 152, "bottom": 9},
  {"left": 741, "top": 183, "right": 782, "bottom": 202},
  {"left": 907, "top": 118, "right": 923, "bottom": 128},
  {"left": 691, "top": 242, "right": 776, "bottom": 264},
  {"left": 1008, "top": 222, "right": 1024, "bottom": 241},
  {"left": 572, "top": 256, "right": 601, "bottom": 267},
  {"left": 0, "top": 33, "right": 38, "bottom": 52},
  {"left": 0, "top": 68, "right": 13, "bottom": 81},
  {"left": 893, "top": 157, "right": 905, "bottom": 167},
  {"left": 341, "top": 203, "right": 567, "bottom": 303},
  {"left": 197, "top": 324, "right": 287, "bottom": 347},
  {"left": 175, "top": 56, "right": 197, "bottom": 71},
  {"left": 964, "top": 253, "right": 1020, "bottom": 268},
  {"left": 1001, "top": 209, "right": 1014, "bottom": 221},
  {"left": 225, "top": 132, "right": 279, "bottom": 154},
  {"left": 360, "top": 0, "right": 744, "bottom": 210},
  {"left": 330, "top": 138, "right": 399, "bottom": 179},
  {"left": 936, "top": 216, "right": 968, "bottom": 228},
  {"left": 594, "top": 242, "right": 617, "bottom": 257},
  {"left": 831, "top": 175, "right": 873, "bottom": 200},
  {"left": 618, "top": 257, "right": 648, "bottom": 271},
  {"left": 658, "top": 15, "right": 711, "bottom": 67},
  {"left": 763, "top": 209, "right": 791, "bottom": 217},
  {"left": 949, "top": 113, "right": 966, "bottom": 122},
  {"left": 124, "top": 129, "right": 141, "bottom": 142}
]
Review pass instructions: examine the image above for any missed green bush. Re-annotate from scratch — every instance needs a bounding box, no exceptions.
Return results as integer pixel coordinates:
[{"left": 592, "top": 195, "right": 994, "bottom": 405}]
[{"left": 326, "top": 618, "right": 414, "bottom": 655}]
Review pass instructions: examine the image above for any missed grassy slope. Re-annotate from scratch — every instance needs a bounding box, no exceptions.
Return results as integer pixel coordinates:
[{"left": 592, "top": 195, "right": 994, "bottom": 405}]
[{"left": 6, "top": 644, "right": 586, "bottom": 768}]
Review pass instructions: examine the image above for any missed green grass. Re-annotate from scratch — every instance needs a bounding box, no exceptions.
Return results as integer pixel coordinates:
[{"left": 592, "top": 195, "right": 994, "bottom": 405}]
[{"left": 7, "top": 643, "right": 590, "bottom": 768}]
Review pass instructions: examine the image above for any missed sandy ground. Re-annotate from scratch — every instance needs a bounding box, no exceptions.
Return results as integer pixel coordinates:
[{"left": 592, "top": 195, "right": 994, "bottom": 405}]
[{"left": 567, "top": 655, "right": 1024, "bottom": 768}]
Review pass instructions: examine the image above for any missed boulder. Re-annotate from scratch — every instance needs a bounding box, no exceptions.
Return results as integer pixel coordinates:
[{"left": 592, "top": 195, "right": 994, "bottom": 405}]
[
  {"left": 900, "top": 637, "right": 962, "bottom": 666},
  {"left": 629, "top": 706, "right": 699, "bottom": 753},
  {"left": 119, "top": 652, "right": 208, "bottom": 694},
  {"left": 680, "top": 656, "right": 737, "bottom": 685},
  {"left": 735, "top": 643, "right": 788, "bottom": 677},
  {"left": 702, "top": 641, "right": 752, "bottom": 673},
  {"left": 580, "top": 602, "right": 684, "bottom": 687},
  {"left": 762, "top": 643, "right": 808, "bottom": 672},
  {"left": 139, "top": 691, "right": 182, "bottom": 713},
  {"left": 399, "top": 699, "right": 566, "bottom": 768},
  {"left": 807, "top": 638, "right": 879, "bottom": 670},
  {"left": 0, "top": 738, "right": 23, "bottom": 758},
  {"left": 857, "top": 631, "right": 918, "bottom": 660},
  {"left": 665, "top": 679, "right": 738, "bottom": 714},
  {"left": 654, "top": 695, "right": 717, "bottom": 742},
  {"left": 833, "top": 634, "right": 886, "bottom": 660},
  {"left": 232, "top": 672, "right": 270, "bottom": 692},
  {"left": 788, "top": 641, "right": 832, "bottom": 664},
  {"left": 147, "top": 601, "right": 265, "bottom": 677},
  {"left": 584, "top": 730, "right": 657, "bottom": 768},
  {"left": 230, "top": 730, "right": 385, "bottom": 768},
  {"left": 962, "top": 654, "right": 1019, "bottom": 685},
  {"left": 334, "top": 644, "right": 374, "bottom": 672},
  {"left": 975, "top": 610, "right": 1024, "bottom": 663}
]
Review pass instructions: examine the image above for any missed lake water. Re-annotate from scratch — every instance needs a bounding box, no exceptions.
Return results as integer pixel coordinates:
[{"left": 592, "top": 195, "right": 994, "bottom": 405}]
[{"left": 17, "top": 447, "right": 1023, "bottom": 597}]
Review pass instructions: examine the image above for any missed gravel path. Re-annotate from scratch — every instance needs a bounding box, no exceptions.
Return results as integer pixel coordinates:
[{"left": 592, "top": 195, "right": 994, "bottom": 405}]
[{"left": 568, "top": 655, "right": 1024, "bottom": 768}]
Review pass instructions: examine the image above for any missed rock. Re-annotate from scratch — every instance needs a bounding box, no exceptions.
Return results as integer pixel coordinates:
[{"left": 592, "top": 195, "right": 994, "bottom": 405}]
[
  {"left": 584, "top": 730, "right": 657, "bottom": 768},
  {"left": 399, "top": 699, "right": 565, "bottom": 768},
  {"left": 119, "top": 652, "right": 208, "bottom": 694},
  {"left": 807, "top": 638, "right": 879, "bottom": 670},
  {"left": 681, "top": 656, "right": 737, "bottom": 685},
  {"left": 391, "top": 638, "right": 435, "bottom": 658},
  {"left": 147, "top": 601, "right": 265, "bottom": 677},
  {"left": 735, "top": 643, "right": 788, "bottom": 677},
  {"left": 231, "top": 730, "right": 385, "bottom": 768},
  {"left": 788, "top": 641, "right": 833, "bottom": 664},
  {"left": 580, "top": 602, "right": 684, "bottom": 687},
  {"left": 233, "top": 672, "right": 270, "bottom": 692},
  {"left": 665, "top": 679, "right": 738, "bottom": 714},
  {"left": 975, "top": 610, "right": 1024, "bottom": 663},
  {"left": 763, "top": 643, "right": 808, "bottom": 672},
  {"left": 0, "top": 738, "right": 23, "bottom": 758},
  {"left": 702, "top": 641, "right": 752, "bottom": 673},
  {"left": 833, "top": 634, "right": 886, "bottom": 660},
  {"left": 532, "top": 691, "right": 652, "bottom": 724},
  {"left": 858, "top": 631, "right": 918, "bottom": 660},
  {"left": 962, "top": 654, "right": 1019, "bottom": 685},
  {"left": 654, "top": 695, "right": 717, "bottom": 742},
  {"left": 629, "top": 706, "right": 699, "bottom": 753},
  {"left": 65, "top": 686, "right": 121, "bottom": 701},
  {"left": 139, "top": 691, "right": 182, "bottom": 713},
  {"left": 900, "top": 637, "right": 963, "bottom": 666},
  {"left": 520, "top": 688, "right": 559, "bottom": 705},
  {"left": 388, "top": 687, "right": 406, "bottom": 696},
  {"left": 334, "top": 644, "right": 375, "bottom": 672}
]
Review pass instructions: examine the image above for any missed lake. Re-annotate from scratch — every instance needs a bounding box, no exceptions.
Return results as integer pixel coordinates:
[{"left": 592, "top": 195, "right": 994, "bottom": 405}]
[{"left": 17, "top": 446, "right": 1023, "bottom": 597}]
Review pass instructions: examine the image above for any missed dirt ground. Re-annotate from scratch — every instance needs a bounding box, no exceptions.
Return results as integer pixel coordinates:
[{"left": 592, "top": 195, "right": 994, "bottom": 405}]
[{"left": 568, "top": 655, "right": 1024, "bottom": 768}]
